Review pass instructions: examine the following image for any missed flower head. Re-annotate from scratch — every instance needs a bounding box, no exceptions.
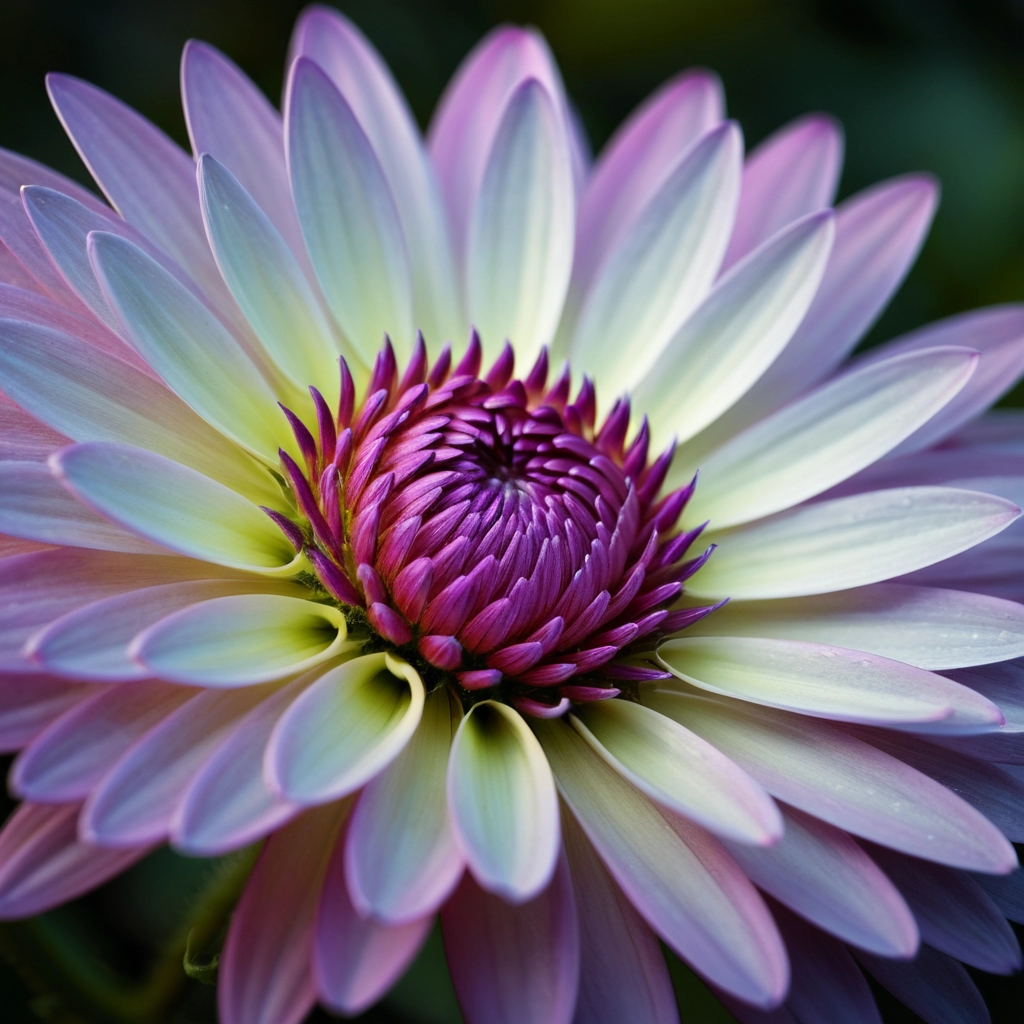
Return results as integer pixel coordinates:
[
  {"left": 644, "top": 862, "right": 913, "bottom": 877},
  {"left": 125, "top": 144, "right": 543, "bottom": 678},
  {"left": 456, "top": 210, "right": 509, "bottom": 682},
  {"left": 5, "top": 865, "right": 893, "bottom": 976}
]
[{"left": 1, "top": 7, "right": 1024, "bottom": 1024}]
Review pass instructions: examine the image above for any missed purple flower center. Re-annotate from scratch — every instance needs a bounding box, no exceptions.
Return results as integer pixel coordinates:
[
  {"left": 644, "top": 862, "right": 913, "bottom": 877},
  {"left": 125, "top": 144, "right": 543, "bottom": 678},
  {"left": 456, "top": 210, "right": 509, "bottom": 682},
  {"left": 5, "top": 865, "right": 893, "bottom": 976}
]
[{"left": 269, "top": 332, "right": 722, "bottom": 716}]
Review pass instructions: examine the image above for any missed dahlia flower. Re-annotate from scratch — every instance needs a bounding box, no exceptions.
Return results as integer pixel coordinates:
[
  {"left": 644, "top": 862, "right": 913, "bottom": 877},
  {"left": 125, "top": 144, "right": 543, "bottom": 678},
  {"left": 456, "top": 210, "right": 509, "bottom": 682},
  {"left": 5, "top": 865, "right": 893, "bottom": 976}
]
[{"left": 2, "top": 6, "right": 1024, "bottom": 1023}]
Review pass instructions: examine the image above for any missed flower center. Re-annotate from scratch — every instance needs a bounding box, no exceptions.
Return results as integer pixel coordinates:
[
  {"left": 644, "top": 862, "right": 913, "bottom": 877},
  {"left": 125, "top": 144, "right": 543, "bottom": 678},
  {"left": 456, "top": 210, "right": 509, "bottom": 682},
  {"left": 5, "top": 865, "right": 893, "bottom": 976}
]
[{"left": 268, "top": 333, "right": 720, "bottom": 717}]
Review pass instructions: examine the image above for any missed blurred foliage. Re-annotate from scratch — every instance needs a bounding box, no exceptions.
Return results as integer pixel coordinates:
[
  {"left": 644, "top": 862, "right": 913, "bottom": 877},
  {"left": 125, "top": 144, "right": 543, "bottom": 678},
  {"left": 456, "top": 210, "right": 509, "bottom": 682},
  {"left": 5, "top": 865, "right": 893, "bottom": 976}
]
[{"left": 2, "top": 0, "right": 1024, "bottom": 1020}]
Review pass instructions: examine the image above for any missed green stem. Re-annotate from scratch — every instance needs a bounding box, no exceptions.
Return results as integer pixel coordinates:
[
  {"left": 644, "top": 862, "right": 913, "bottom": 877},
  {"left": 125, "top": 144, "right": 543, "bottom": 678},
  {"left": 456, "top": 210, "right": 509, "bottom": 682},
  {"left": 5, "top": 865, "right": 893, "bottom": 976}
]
[{"left": 0, "top": 844, "right": 260, "bottom": 1024}]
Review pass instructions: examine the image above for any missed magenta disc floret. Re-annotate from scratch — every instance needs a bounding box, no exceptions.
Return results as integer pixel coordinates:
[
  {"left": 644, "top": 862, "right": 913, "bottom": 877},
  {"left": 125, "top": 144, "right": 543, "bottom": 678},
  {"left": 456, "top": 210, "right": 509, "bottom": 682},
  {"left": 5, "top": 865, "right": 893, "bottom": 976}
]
[{"left": 268, "top": 332, "right": 721, "bottom": 716}]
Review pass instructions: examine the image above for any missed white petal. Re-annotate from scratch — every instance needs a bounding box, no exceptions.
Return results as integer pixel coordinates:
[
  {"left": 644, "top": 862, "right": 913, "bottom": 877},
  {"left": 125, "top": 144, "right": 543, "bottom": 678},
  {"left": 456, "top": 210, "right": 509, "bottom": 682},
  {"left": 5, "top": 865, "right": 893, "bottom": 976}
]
[
  {"left": 346, "top": 687, "right": 464, "bottom": 924},
  {"left": 289, "top": 7, "right": 461, "bottom": 344},
  {"left": 657, "top": 636, "right": 1002, "bottom": 732},
  {"left": 684, "top": 346, "right": 978, "bottom": 528},
  {"left": 572, "top": 698, "right": 782, "bottom": 844},
  {"left": 447, "top": 699, "right": 559, "bottom": 902},
  {"left": 725, "top": 804, "right": 918, "bottom": 957},
  {"left": 466, "top": 79, "right": 574, "bottom": 364},
  {"left": 132, "top": 593, "right": 354, "bottom": 687},
  {"left": 570, "top": 123, "right": 742, "bottom": 395},
  {"left": 88, "top": 230, "right": 287, "bottom": 461},
  {"left": 561, "top": 808, "right": 680, "bottom": 1024},
  {"left": 722, "top": 113, "right": 843, "bottom": 271},
  {"left": 646, "top": 690, "right": 1017, "bottom": 873},
  {"left": 286, "top": 58, "right": 412, "bottom": 365},
  {"left": 0, "top": 318, "right": 281, "bottom": 505},
  {"left": 81, "top": 686, "right": 269, "bottom": 847},
  {"left": 52, "top": 443, "right": 300, "bottom": 574},
  {"left": 689, "top": 487, "right": 1021, "bottom": 600},
  {"left": 198, "top": 155, "right": 346, "bottom": 394},
  {"left": 534, "top": 718, "right": 789, "bottom": 1008},
  {"left": 633, "top": 211, "right": 834, "bottom": 451},
  {"left": 267, "top": 653, "right": 424, "bottom": 805},
  {"left": 0, "top": 460, "right": 160, "bottom": 554},
  {"left": 172, "top": 679, "right": 304, "bottom": 856},
  {"left": 28, "top": 579, "right": 298, "bottom": 682}
]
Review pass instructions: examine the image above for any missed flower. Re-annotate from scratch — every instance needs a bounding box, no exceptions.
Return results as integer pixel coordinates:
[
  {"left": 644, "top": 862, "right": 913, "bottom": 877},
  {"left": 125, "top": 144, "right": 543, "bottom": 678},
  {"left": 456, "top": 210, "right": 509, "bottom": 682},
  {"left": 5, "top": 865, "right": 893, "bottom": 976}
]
[{"left": 0, "top": 5, "right": 1024, "bottom": 1023}]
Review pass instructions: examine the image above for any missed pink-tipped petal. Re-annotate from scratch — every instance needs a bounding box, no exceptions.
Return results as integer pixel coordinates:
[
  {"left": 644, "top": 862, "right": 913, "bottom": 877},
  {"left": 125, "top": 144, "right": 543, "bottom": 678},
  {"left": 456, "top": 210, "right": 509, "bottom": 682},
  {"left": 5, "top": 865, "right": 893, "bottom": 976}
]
[
  {"left": 219, "top": 803, "right": 347, "bottom": 1024},
  {"left": 428, "top": 25, "right": 584, "bottom": 263},
  {"left": 12, "top": 682, "right": 193, "bottom": 803},
  {"left": 0, "top": 279, "right": 144, "bottom": 370},
  {"left": 442, "top": 853, "right": 579, "bottom": 1024},
  {"left": 182, "top": 40, "right": 306, "bottom": 260},
  {"left": 0, "top": 547, "right": 238, "bottom": 671},
  {"left": 0, "top": 802, "right": 149, "bottom": 919},
  {"left": 0, "top": 190, "right": 94, "bottom": 312},
  {"left": 572, "top": 698, "right": 782, "bottom": 845},
  {"left": 724, "top": 805, "right": 918, "bottom": 957},
  {"left": 173, "top": 678, "right": 307, "bottom": 856},
  {"left": 572, "top": 70, "right": 724, "bottom": 304},
  {"left": 28, "top": 579, "right": 288, "bottom": 682},
  {"left": 286, "top": 57, "right": 412, "bottom": 366},
  {"left": 650, "top": 692, "right": 1017, "bottom": 874},
  {"left": 0, "top": 459, "right": 162, "bottom": 554},
  {"left": 131, "top": 592, "right": 352, "bottom": 687},
  {"left": 22, "top": 183, "right": 200, "bottom": 351},
  {"left": 0, "top": 673, "right": 91, "bottom": 753},
  {"left": 721, "top": 903, "right": 882, "bottom": 1024},
  {"left": 535, "top": 718, "right": 789, "bottom": 1009},
  {"left": 81, "top": 685, "right": 269, "bottom": 847},
  {"left": 722, "top": 113, "right": 843, "bottom": 271},
  {"left": 857, "top": 945, "right": 989, "bottom": 1024},
  {"left": 561, "top": 809, "right": 680, "bottom": 1024},
  {"left": 45, "top": 73, "right": 246, "bottom": 334},
  {"left": 874, "top": 304, "right": 1024, "bottom": 456},
  {"left": 52, "top": 443, "right": 300, "bottom": 574},
  {"left": 0, "top": 389, "right": 67, "bottom": 462},
  {"left": 0, "top": 317, "right": 280, "bottom": 505},
  {"left": 346, "top": 688, "right": 464, "bottom": 924},
  {"left": 868, "top": 845, "right": 1021, "bottom": 974},
  {"left": 315, "top": 821, "right": 431, "bottom": 1015},
  {"left": 465, "top": 78, "right": 575, "bottom": 365},
  {"left": 288, "top": 6, "right": 460, "bottom": 343},
  {"left": 683, "top": 174, "right": 938, "bottom": 460}
]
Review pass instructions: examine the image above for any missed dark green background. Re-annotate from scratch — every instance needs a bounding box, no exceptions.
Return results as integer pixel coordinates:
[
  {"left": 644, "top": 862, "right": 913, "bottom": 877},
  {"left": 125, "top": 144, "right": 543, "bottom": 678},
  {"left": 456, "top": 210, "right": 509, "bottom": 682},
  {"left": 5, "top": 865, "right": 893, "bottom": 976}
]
[{"left": 1, "top": 0, "right": 1024, "bottom": 1020}]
